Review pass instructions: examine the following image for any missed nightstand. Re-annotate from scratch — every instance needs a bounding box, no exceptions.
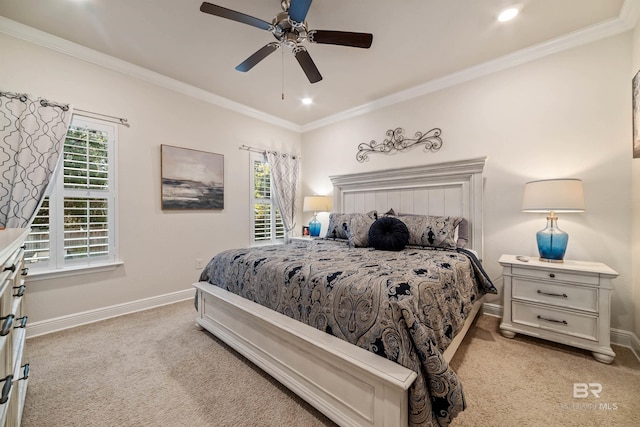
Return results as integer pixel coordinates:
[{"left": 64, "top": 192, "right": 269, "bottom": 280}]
[{"left": 499, "top": 254, "right": 618, "bottom": 364}]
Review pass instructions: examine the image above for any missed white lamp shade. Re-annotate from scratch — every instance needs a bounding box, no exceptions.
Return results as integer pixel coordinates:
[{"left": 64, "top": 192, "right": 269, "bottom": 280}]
[
  {"left": 522, "top": 179, "right": 585, "bottom": 212},
  {"left": 303, "top": 196, "right": 330, "bottom": 212}
]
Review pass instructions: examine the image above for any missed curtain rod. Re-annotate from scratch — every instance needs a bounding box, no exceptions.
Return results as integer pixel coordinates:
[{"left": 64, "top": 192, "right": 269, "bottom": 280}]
[
  {"left": 74, "top": 108, "right": 130, "bottom": 128},
  {"left": 239, "top": 145, "right": 302, "bottom": 158},
  {"left": 0, "top": 92, "right": 130, "bottom": 128},
  {"left": 239, "top": 144, "right": 266, "bottom": 154}
]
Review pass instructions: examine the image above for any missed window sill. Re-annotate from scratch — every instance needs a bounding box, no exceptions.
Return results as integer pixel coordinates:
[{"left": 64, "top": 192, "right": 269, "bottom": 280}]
[
  {"left": 250, "top": 240, "right": 285, "bottom": 247},
  {"left": 26, "top": 261, "right": 124, "bottom": 282}
]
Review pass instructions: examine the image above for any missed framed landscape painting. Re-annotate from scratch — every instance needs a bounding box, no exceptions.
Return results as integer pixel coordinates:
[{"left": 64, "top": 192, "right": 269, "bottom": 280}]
[
  {"left": 161, "top": 145, "right": 224, "bottom": 209},
  {"left": 634, "top": 69, "right": 640, "bottom": 159}
]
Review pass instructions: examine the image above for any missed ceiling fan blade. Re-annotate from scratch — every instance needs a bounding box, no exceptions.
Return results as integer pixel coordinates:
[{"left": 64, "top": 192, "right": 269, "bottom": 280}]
[
  {"left": 200, "top": 2, "right": 272, "bottom": 31},
  {"left": 288, "top": 0, "right": 313, "bottom": 24},
  {"left": 294, "top": 47, "right": 322, "bottom": 84},
  {"left": 236, "top": 43, "right": 280, "bottom": 72},
  {"left": 309, "top": 30, "right": 373, "bottom": 48}
]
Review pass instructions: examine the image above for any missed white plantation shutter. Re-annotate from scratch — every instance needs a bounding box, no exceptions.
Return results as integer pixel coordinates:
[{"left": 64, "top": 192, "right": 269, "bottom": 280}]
[
  {"left": 25, "top": 199, "right": 50, "bottom": 264},
  {"left": 24, "top": 117, "right": 117, "bottom": 270},
  {"left": 250, "top": 153, "right": 284, "bottom": 243}
]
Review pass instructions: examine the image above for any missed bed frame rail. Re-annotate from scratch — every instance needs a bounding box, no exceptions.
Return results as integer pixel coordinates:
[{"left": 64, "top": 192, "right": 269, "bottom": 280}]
[{"left": 195, "top": 282, "right": 417, "bottom": 427}]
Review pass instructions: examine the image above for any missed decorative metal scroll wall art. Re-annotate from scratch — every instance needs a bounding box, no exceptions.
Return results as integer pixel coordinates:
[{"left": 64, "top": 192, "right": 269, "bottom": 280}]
[{"left": 356, "top": 127, "right": 443, "bottom": 162}]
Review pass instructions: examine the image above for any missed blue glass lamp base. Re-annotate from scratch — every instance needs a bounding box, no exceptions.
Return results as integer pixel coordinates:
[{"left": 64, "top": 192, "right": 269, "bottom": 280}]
[
  {"left": 536, "top": 218, "right": 568, "bottom": 262},
  {"left": 308, "top": 216, "right": 321, "bottom": 237}
]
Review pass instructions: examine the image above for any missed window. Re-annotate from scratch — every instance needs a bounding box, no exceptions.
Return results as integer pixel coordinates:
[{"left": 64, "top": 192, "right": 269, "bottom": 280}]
[
  {"left": 24, "top": 117, "right": 118, "bottom": 272},
  {"left": 250, "top": 152, "right": 284, "bottom": 243}
]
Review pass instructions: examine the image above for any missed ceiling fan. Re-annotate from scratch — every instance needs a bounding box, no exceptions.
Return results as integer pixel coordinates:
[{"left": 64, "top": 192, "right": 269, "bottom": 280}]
[{"left": 199, "top": 0, "right": 373, "bottom": 84}]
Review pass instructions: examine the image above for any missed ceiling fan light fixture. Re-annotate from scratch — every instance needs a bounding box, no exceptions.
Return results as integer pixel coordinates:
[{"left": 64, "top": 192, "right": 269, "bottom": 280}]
[
  {"left": 498, "top": 7, "right": 519, "bottom": 22},
  {"left": 200, "top": 1, "right": 372, "bottom": 84}
]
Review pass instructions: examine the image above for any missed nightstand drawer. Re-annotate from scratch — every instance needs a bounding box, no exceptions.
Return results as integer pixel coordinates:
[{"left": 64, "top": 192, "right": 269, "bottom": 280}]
[
  {"left": 512, "top": 279, "right": 598, "bottom": 313},
  {"left": 512, "top": 301, "right": 597, "bottom": 341},
  {"left": 511, "top": 266, "right": 599, "bottom": 286}
]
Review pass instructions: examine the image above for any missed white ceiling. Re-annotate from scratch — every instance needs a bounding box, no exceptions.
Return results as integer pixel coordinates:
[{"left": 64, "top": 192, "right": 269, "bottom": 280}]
[{"left": 0, "top": 0, "right": 635, "bottom": 129}]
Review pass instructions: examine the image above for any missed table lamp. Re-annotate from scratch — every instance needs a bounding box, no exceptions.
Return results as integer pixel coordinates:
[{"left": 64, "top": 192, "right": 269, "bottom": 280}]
[
  {"left": 522, "top": 179, "right": 585, "bottom": 262},
  {"left": 303, "top": 196, "right": 330, "bottom": 237}
]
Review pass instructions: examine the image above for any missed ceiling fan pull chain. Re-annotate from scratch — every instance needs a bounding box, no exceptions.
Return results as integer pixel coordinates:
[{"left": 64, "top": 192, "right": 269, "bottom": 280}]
[{"left": 281, "top": 46, "right": 285, "bottom": 100}]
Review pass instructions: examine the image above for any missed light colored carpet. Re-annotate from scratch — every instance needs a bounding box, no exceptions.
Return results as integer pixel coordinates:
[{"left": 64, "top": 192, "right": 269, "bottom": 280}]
[
  {"left": 22, "top": 300, "right": 640, "bottom": 426},
  {"left": 449, "top": 315, "right": 640, "bottom": 427}
]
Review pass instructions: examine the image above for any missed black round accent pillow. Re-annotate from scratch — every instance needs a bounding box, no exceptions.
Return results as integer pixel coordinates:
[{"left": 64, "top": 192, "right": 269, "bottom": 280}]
[{"left": 368, "top": 217, "right": 410, "bottom": 251}]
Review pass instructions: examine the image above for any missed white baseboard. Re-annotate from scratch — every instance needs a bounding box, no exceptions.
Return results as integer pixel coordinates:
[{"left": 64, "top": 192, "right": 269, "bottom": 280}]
[
  {"left": 481, "top": 302, "right": 640, "bottom": 362},
  {"left": 481, "top": 302, "right": 502, "bottom": 318},
  {"left": 611, "top": 328, "right": 640, "bottom": 361},
  {"left": 26, "top": 288, "right": 195, "bottom": 339}
]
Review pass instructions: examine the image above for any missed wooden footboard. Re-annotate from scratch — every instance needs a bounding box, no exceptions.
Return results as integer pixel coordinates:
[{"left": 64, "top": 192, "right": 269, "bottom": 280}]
[
  {"left": 194, "top": 282, "right": 483, "bottom": 427},
  {"left": 195, "top": 282, "right": 416, "bottom": 427}
]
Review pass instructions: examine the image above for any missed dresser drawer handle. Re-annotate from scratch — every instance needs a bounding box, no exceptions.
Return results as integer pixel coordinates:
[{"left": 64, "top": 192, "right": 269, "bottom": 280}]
[
  {"left": 537, "top": 315, "right": 567, "bottom": 325},
  {"left": 0, "top": 365, "right": 28, "bottom": 406},
  {"left": 19, "top": 364, "right": 29, "bottom": 381},
  {"left": 21, "top": 267, "right": 29, "bottom": 277},
  {"left": 0, "top": 315, "right": 15, "bottom": 336},
  {"left": 537, "top": 290, "right": 568, "bottom": 298},
  {"left": 2, "top": 264, "right": 15, "bottom": 273},
  {"left": 548, "top": 273, "right": 556, "bottom": 278},
  {"left": 13, "top": 285, "right": 26, "bottom": 298},
  {"left": 14, "top": 316, "right": 27, "bottom": 329},
  {"left": 0, "top": 375, "right": 12, "bottom": 405}
]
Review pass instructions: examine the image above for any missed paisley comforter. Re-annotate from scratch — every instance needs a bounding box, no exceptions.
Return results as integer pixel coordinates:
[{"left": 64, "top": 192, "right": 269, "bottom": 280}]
[{"left": 198, "top": 239, "right": 496, "bottom": 426}]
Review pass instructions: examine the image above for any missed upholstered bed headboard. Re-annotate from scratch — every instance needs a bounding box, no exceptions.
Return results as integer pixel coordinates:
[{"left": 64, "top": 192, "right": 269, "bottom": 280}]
[{"left": 329, "top": 157, "right": 486, "bottom": 260}]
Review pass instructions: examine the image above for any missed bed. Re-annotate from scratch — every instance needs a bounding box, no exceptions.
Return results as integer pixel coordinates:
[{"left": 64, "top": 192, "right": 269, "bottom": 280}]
[{"left": 194, "top": 157, "right": 494, "bottom": 427}]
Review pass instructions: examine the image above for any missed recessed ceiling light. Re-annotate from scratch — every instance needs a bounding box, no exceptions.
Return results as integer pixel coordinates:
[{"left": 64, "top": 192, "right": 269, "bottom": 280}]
[
  {"left": 301, "top": 97, "right": 313, "bottom": 105},
  {"left": 498, "top": 7, "right": 519, "bottom": 22}
]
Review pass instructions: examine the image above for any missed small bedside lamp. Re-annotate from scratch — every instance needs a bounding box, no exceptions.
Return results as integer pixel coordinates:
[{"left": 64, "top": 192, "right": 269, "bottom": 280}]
[
  {"left": 303, "top": 195, "right": 330, "bottom": 237},
  {"left": 522, "top": 179, "right": 585, "bottom": 263}
]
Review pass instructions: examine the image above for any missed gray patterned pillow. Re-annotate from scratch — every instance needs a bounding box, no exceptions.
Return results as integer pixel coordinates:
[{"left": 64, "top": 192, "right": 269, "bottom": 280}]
[
  {"left": 456, "top": 218, "right": 469, "bottom": 248},
  {"left": 394, "top": 215, "right": 464, "bottom": 249},
  {"left": 345, "top": 214, "right": 376, "bottom": 247},
  {"left": 325, "top": 210, "right": 377, "bottom": 240}
]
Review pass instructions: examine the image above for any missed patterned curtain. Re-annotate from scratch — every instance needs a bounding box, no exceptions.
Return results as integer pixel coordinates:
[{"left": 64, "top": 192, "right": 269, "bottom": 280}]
[
  {"left": 0, "top": 91, "right": 73, "bottom": 228},
  {"left": 265, "top": 150, "right": 300, "bottom": 238}
]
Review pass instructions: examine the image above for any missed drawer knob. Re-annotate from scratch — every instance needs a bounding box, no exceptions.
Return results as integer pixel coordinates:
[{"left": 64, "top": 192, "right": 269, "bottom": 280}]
[
  {"left": 537, "top": 290, "right": 568, "bottom": 298},
  {"left": 549, "top": 273, "right": 555, "bottom": 278},
  {"left": 2, "top": 264, "right": 15, "bottom": 273},
  {"left": 537, "top": 315, "right": 568, "bottom": 325}
]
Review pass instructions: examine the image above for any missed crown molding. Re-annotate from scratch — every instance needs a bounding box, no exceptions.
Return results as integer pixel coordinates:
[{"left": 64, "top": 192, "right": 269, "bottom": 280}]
[
  {"left": 2, "top": 0, "right": 637, "bottom": 135},
  {"left": 301, "top": 0, "right": 640, "bottom": 132},
  {"left": 0, "top": 16, "right": 302, "bottom": 133}
]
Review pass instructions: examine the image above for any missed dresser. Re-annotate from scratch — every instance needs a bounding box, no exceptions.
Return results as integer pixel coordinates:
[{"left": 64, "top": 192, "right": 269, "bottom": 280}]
[
  {"left": 0, "top": 228, "right": 30, "bottom": 425},
  {"left": 499, "top": 254, "right": 618, "bottom": 364}
]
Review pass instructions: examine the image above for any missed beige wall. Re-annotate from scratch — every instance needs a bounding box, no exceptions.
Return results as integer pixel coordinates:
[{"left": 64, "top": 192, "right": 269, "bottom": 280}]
[
  {"left": 302, "top": 34, "right": 635, "bottom": 331},
  {"left": 632, "top": 19, "right": 640, "bottom": 338},
  {"left": 0, "top": 33, "right": 301, "bottom": 323}
]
